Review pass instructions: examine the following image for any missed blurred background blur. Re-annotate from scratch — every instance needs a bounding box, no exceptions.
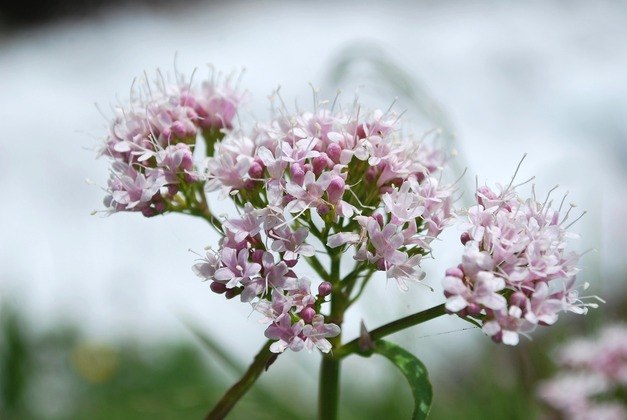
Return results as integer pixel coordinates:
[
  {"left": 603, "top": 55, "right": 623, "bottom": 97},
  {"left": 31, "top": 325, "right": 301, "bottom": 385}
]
[{"left": 1, "top": 0, "right": 626, "bottom": 418}]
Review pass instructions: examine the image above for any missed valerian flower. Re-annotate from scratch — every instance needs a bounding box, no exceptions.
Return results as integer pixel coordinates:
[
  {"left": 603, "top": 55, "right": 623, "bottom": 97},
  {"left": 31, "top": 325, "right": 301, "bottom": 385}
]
[
  {"left": 538, "top": 325, "right": 627, "bottom": 419},
  {"left": 442, "top": 180, "right": 597, "bottom": 345}
]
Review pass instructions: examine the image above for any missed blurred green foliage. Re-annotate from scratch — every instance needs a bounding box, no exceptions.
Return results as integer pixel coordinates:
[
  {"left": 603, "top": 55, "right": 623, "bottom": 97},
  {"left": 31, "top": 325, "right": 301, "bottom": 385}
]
[{"left": 1, "top": 299, "right": 625, "bottom": 419}]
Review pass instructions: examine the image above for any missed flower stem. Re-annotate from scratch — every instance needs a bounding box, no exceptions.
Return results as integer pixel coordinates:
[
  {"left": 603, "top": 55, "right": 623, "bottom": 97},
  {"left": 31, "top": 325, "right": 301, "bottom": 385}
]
[
  {"left": 318, "top": 355, "right": 341, "bottom": 420},
  {"left": 206, "top": 340, "right": 276, "bottom": 420},
  {"left": 335, "top": 303, "right": 447, "bottom": 359},
  {"left": 318, "top": 251, "right": 345, "bottom": 419}
]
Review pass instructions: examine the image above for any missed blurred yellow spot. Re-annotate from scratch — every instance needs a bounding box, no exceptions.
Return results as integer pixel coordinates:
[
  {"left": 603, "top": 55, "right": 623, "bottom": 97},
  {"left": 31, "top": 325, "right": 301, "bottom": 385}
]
[{"left": 71, "top": 342, "right": 118, "bottom": 383}]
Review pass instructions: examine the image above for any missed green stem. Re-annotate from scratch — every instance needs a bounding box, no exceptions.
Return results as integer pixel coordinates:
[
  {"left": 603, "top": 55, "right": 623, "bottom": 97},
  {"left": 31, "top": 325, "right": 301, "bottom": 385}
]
[
  {"left": 306, "top": 255, "right": 330, "bottom": 280},
  {"left": 318, "top": 251, "right": 345, "bottom": 420},
  {"left": 206, "top": 340, "right": 276, "bottom": 420},
  {"left": 318, "top": 356, "right": 341, "bottom": 420},
  {"left": 335, "top": 303, "right": 447, "bottom": 359}
]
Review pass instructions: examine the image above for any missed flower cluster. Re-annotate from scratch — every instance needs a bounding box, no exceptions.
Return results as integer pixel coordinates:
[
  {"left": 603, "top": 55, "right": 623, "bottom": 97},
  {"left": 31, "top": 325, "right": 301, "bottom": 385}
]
[
  {"left": 442, "top": 182, "right": 592, "bottom": 345},
  {"left": 193, "top": 99, "right": 455, "bottom": 353},
  {"left": 99, "top": 72, "right": 244, "bottom": 216},
  {"left": 192, "top": 203, "right": 341, "bottom": 353},
  {"left": 538, "top": 324, "right": 627, "bottom": 420}
]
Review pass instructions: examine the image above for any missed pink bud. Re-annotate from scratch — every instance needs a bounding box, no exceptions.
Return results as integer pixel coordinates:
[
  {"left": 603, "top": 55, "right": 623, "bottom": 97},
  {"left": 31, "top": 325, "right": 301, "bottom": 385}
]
[
  {"left": 243, "top": 179, "right": 257, "bottom": 190},
  {"left": 300, "top": 307, "right": 316, "bottom": 323},
  {"left": 312, "top": 155, "right": 329, "bottom": 175},
  {"left": 184, "top": 171, "right": 198, "bottom": 183},
  {"left": 154, "top": 201, "right": 167, "bottom": 213},
  {"left": 316, "top": 203, "right": 330, "bottom": 216},
  {"left": 355, "top": 124, "right": 367, "bottom": 139},
  {"left": 445, "top": 267, "right": 464, "bottom": 278},
  {"left": 172, "top": 121, "right": 195, "bottom": 139},
  {"left": 285, "top": 259, "right": 298, "bottom": 268},
  {"left": 491, "top": 331, "right": 503, "bottom": 344},
  {"left": 326, "top": 143, "right": 341, "bottom": 163},
  {"left": 210, "top": 282, "right": 227, "bottom": 294},
  {"left": 374, "top": 213, "right": 384, "bottom": 227},
  {"left": 248, "top": 161, "right": 264, "bottom": 179},
  {"left": 318, "top": 281, "right": 332, "bottom": 297},
  {"left": 282, "top": 194, "right": 295, "bottom": 206},
  {"left": 327, "top": 177, "right": 345, "bottom": 203},
  {"left": 225, "top": 289, "right": 238, "bottom": 299},
  {"left": 365, "top": 167, "right": 376, "bottom": 182},
  {"left": 467, "top": 303, "right": 482, "bottom": 316},
  {"left": 460, "top": 232, "right": 471, "bottom": 245},
  {"left": 251, "top": 249, "right": 265, "bottom": 264},
  {"left": 290, "top": 163, "right": 305, "bottom": 185},
  {"left": 142, "top": 207, "right": 156, "bottom": 217},
  {"left": 509, "top": 292, "right": 527, "bottom": 309},
  {"left": 379, "top": 186, "right": 393, "bottom": 195},
  {"left": 167, "top": 185, "right": 179, "bottom": 197}
]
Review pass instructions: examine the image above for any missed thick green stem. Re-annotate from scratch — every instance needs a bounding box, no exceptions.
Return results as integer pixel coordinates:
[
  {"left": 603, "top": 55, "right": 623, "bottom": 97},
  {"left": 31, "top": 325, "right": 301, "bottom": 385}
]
[
  {"left": 318, "top": 356, "right": 341, "bottom": 420},
  {"left": 318, "top": 251, "right": 345, "bottom": 420},
  {"left": 206, "top": 340, "right": 275, "bottom": 420},
  {"left": 335, "top": 303, "right": 447, "bottom": 359}
]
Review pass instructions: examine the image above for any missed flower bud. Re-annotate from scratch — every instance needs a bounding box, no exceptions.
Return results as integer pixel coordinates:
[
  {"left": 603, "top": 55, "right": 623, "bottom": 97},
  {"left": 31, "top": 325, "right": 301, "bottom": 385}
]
[
  {"left": 243, "top": 179, "right": 257, "bottom": 190},
  {"left": 445, "top": 267, "right": 464, "bottom": 278},
  {"left": 251, "top": 249, "right": 265, "bottom": 264},
  {"left": 316, "top": 203, "right": 331, "bottom": 216},
  {"left": 210, "top": 282, "right": 227, "bottom": 294},
  {"left": 225, "top": 289, "right": 238, "bottom": 299},
  {"left": 248, "top": 161, "right": 264, "bottom": 179},
  {"left": 300, "top": 307, "right": 316, "bottom": 323},
  {"left": 365, "top": 167, "right": 376, "bottom": 182},
  {"left": 167, "top": 185, "right": 179, "bottom": 197},
  {"left": 290, "top": 163, "right": 305, "bottom": 185},
  {"left": 509, "top": 292, "right": 527, "bottom": 309},
  {"left": 327, "top": 177, "right": 345, "bottom": 204},
  {"left": 374, "top": 213, "right": 384, "bottom": 227},
  {"left": 379, "top": 186, "right": 394, "bottom": 195},
  {"left": 460, "top": 232, "right": 471, "bottom": 245},
  {"left": 141, "top": 207, "right": 156, "bottom": 217},
  {"left": 154, "top": 201, "right": 167, "bottom": 213},
  {"left": 467, "top": 303, "right": 482, "bottom": 316},
  {"left": 318, "top": 281, "right": 332, "bottom": 297},
  {"left": 326, "top": 143, "right": 341, "bottom": 163},
  {"left": 312, "top": 155, "right": 329, "bottom": 175}
]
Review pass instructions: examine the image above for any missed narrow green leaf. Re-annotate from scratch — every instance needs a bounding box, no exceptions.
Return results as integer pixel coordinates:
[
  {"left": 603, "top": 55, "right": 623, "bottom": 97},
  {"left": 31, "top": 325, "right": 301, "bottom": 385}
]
[{"left": 374, "top": 340, "right": 433, "bottom": 420}]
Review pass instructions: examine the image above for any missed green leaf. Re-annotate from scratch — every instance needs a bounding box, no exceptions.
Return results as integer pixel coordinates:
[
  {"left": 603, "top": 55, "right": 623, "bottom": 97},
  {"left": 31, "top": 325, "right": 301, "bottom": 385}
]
[{"left": 374, "top": 340, "right": 433, "bottom": 420}]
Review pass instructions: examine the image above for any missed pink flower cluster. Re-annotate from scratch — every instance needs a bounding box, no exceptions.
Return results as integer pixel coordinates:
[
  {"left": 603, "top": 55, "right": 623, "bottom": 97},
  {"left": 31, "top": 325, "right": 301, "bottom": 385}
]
[
  {"left": 538, "top": 324, "right": 627, "bottom": 420},
  {"left": 193, "top": 203, "right": 340, "bottom": 353},
  {"left": 195, "top": 100, "right": 455, "bottom": 352},
  {"left": 100, "top": 73, "right": 244, "bottom": 216},
  {"left": 442, "top": 183, "right": 591, "bottom": 345},
  {"left": 328, "top": 176, "right": 454, "bottom": 291}
]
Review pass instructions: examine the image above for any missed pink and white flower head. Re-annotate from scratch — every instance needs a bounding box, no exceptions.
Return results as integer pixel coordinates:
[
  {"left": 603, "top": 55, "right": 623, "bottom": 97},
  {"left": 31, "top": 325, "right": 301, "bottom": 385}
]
[
  {"left": 442, "top": 177, "right": 598, "bottom": 345},
  {"left": 187, "top": 90, "right": 458, "bottom": 353},
  {"left": 98, "top": 69, "right": 245, "bottom": 216},
  {"left": 538, "top": 325, "right": 627, "bottom": 419}
]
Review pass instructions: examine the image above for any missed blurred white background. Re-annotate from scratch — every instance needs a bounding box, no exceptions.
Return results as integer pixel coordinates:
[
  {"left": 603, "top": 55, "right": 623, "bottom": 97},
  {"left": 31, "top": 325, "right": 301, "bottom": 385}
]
[{"left": 1, "top": 0, "right": 626, "bottom": 394}]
